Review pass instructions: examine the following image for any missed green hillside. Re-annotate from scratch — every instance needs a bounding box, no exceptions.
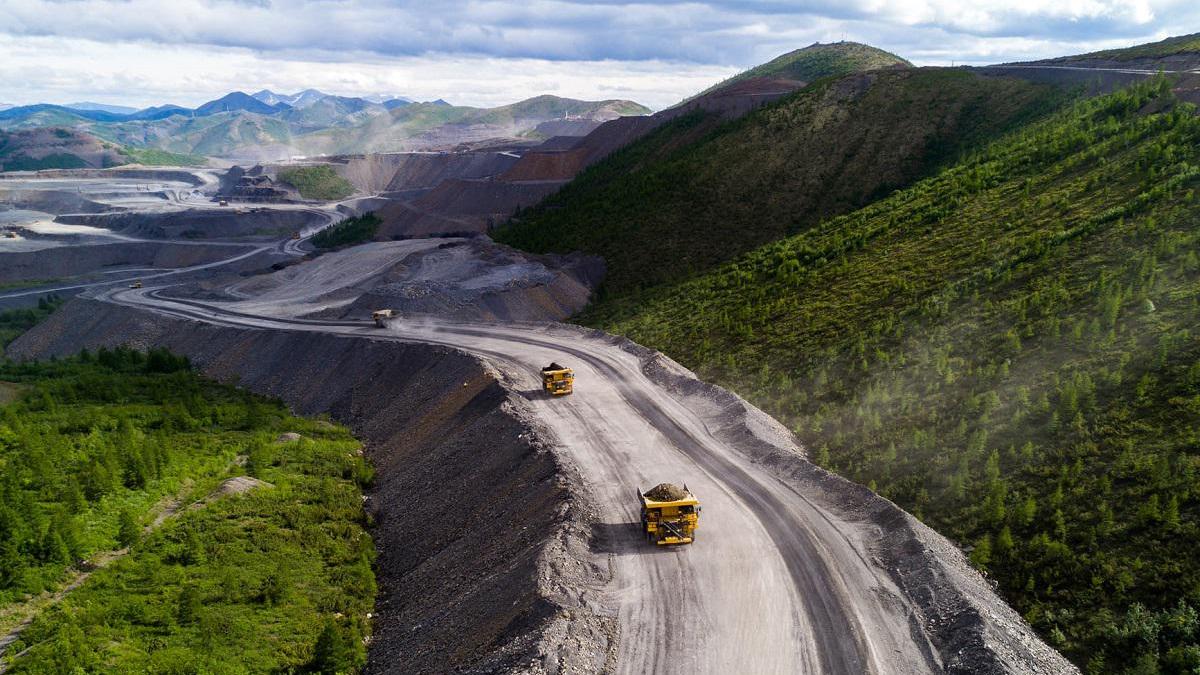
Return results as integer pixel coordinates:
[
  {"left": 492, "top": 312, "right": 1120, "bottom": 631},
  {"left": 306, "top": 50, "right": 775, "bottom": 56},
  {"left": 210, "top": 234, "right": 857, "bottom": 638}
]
[
  {"left": 497, "top": 68, "right": 1063, "bottom": 300},
  {"left": 118, "top": 146, "right": 208, "bottom": 167},
  {"left": 1044, "top": 32, "right": 1200, "bottom": 63},
  {"left": 278, "top": 165, "right": 354, "bottom": 200},
  {"left": 700, "top": 41, "right": 910, "bottom": 96},
  {"left": 565, "top": 78, "right": 1200, "bottom": 671},
  {"left": 0, "top": 350, "right": 374, "bottom": 673}
]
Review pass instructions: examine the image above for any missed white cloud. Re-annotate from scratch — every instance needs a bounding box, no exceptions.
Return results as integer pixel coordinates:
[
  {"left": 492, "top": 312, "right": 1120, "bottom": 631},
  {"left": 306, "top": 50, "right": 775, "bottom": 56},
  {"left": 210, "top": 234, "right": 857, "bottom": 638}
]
[
  {"left": 0, "top": 1, "right": 1196, "bottom": 109},
  {"left": 0, "top": 35, "right": 737, "bottom": 109}
]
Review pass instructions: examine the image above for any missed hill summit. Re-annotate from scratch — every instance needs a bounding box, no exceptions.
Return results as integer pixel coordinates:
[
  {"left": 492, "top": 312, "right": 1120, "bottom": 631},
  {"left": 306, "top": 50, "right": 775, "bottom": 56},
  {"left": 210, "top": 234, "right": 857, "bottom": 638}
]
[{"left": 700, "top": 41, "right": 910, "bottom": 96}]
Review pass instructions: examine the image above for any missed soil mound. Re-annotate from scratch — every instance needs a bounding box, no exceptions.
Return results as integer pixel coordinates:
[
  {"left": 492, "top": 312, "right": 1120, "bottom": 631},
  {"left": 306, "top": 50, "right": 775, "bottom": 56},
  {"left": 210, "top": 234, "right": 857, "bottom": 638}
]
[
  {"left": 211, "top": 476, "right": 272, "bottom": 498},
  {"left": 643, "top": 483, "right": 687, "bottom": 501},
  {"left": 275, "top": 432, "right": 303, "bottom": 443},
  {"left": 58, "top": 208, "right": 324, "bottom": 240}
]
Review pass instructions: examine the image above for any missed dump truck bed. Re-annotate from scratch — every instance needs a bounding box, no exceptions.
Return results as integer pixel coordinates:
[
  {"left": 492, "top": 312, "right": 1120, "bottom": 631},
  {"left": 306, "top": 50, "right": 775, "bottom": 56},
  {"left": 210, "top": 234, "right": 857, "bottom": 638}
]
[
  {"left": 639, "top": 484, "right": 700, "bottom": 545},
  {"left": 541, "top": 362, "right": 574, "bottom": 395}
]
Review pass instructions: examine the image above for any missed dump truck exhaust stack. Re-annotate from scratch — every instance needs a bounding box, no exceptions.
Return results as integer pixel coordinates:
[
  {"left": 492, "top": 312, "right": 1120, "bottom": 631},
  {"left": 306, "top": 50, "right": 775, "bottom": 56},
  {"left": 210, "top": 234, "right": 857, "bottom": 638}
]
[{"left": 639, "top": 483, "right": 700, "bottom": 545}]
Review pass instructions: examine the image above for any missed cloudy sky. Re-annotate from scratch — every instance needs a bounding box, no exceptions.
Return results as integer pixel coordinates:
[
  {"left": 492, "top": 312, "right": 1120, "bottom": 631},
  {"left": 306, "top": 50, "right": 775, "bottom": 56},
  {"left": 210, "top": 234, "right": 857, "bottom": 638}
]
[{"left": 0, "top": 0, "right": 1196, "bottom": 110}]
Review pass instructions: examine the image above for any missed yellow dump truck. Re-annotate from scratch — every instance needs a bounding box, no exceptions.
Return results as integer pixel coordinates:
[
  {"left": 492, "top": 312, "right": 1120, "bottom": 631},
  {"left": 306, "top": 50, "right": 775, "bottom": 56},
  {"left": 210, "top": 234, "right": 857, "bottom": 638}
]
[
  {"left": 128, "top": 280, "right": 143, "bottom": 289},
  {"left": 372, "top": 309, "right": 397, "bottom": 327},
  {"left": 639, "top": 483, "right": 700, "bottom": 545},
  {"left": 541, "top": 363, "right": 574, "bottom": 396}
]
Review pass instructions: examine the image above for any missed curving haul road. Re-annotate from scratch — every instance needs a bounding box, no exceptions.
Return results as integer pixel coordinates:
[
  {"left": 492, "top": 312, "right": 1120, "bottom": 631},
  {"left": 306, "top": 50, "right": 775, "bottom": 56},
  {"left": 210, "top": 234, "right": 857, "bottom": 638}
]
[{"left": 92, "top": 284, "right": 1011, "bottom": 675}]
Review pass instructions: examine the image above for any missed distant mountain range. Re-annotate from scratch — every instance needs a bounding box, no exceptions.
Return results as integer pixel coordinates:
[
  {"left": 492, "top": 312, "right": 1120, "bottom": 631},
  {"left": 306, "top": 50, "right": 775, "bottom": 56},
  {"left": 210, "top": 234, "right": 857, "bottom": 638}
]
[
  {"left": 0, "top": 89, "right": 651, "bottom": 161},
  {"left": 65, "top": 101, "right": 140, "bottom": 115}
]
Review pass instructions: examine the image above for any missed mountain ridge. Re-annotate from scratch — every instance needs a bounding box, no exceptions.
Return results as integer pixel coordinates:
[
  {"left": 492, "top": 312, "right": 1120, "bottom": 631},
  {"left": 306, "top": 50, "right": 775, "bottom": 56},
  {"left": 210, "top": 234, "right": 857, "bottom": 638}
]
[{"left": 0, "top": 92, "right": 651, "bottom": 161}]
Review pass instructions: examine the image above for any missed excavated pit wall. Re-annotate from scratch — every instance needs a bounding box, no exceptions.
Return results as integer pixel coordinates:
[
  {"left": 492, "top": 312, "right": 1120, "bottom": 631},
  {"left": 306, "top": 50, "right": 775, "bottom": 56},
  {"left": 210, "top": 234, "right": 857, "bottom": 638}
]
[
  {"left": 0, "top": 242, "right": 260, "bottom": 284},
  {"left": 7, "top": 299, "right": 615, "bottom": 675},
  {"left": 56, "top": 209, "right": 327, "bottom": 240}
]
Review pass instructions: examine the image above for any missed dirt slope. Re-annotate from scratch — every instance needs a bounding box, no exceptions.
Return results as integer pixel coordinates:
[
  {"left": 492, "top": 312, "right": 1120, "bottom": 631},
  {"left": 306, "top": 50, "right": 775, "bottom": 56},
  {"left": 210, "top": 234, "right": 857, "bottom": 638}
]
[
  {"left": 57, "top": 208, "right": 327, "bottom": 240},
  {"left": 0, "top": 241, "right": 257, "bottom": 284},
  {"left": 0, "top": 128, "right": 126, "bottom": 171},
  {"left": 376, "top": 179, "right": 565, "bottom": 237}
]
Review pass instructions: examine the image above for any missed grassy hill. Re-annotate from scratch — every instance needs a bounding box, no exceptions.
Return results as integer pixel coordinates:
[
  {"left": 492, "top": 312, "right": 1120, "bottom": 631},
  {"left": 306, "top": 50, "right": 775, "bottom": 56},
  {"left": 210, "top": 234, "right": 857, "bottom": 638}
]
[
  {"left": 278, "top": 165, "right": 354, "bottom": 200},
  {"left": 0, "top": 128, "right": 127, "bottom": 171},
  {"left": 117, "top": 146, "right": 208, "bottom": 167},
  {"left": 558, "top": 78, "right": 1200, "bottom": 671},
  {"left": 1040, "top": 32, "right": 1200, "bottom": 63},
  {"left": 1023, "top": 31, "right": 1200, "bottom": 77},
  {"left": 496, "top": 68, "right": 1063, "bottom": 301},
  {"left": 698, "top": 41, "right": 910, "bottom": 96}
]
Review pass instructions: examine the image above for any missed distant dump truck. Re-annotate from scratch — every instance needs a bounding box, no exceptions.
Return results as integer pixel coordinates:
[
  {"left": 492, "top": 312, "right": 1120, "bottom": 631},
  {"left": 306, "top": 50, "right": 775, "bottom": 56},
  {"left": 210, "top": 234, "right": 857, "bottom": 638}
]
[
  {"left": 291, "top": 231, "right": 302, "bottom": 240},
  {"left": 128, "top": 280, "right": 143, "bottom": 289},
  {"left": 639, "top": 483, "right": 700, "bottom": 545},
  {"left": 372, "top": 309, "right": 398, "bottom": 327},
  {"left": 218, "top": 200, "right": 229, "bottom": 206},
  {"left": 541, "top": 363, "right": 574, "bottom": 396}
]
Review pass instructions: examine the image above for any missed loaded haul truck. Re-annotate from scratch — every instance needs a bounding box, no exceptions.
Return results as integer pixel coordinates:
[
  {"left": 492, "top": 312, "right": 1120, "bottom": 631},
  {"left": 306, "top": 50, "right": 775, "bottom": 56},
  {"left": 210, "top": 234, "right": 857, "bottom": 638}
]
[
  {"left": 541, "top": 363, "right": 574, "bottom": 396},
  {"left": 372, "top": 309, "right": 398, "bottom": 327},
  {"left": 638, "top": 483, "right": 700, "bottom": 545}
]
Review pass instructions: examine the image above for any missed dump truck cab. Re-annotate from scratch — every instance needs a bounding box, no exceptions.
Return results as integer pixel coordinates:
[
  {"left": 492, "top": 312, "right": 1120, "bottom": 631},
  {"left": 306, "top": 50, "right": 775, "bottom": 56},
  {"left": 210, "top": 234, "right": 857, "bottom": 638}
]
[
  {"left": 639, "top": 483, "right": 700, "bottom": 545},
  {"left": 541, "top": 363, "right": 574, "bottom": 396},
  {"left": 372, "top": 309, "right": 397, "bottom": 327}
]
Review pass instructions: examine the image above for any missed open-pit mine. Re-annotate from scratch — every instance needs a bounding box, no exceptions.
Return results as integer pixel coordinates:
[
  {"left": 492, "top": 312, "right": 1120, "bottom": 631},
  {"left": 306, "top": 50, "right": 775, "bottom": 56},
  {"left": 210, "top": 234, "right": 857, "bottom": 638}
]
[{"left": 0, "top": 140, "right": 1076, "bottom": 674}]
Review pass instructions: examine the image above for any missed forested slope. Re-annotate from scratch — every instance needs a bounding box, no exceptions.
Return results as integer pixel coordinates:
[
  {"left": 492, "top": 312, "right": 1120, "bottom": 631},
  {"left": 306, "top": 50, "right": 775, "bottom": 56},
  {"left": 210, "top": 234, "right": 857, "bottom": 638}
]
[
  {"left": 0, "top": 350, "right": 375, "bottom": 672},
  {"left": 497, "top": 68, "right": 1063, "bottom": 303},
  {"left": 569, "top": 78, "right": 1200, "bottom": 671}
]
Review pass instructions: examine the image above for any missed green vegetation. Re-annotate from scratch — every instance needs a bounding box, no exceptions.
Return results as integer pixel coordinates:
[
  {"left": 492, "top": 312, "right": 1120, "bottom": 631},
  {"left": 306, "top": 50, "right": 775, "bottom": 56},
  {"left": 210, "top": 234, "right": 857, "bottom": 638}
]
[
  {"left": 278, "top": 165, "right": 355, "bottom": 201},
  {"left": 0, "top": 280, "right": 63, "bottom": 294},
  {"left": 0, "top": 153, "right": 88, "bottom": 171},
  {"left": 1048, "top": 32, "right": 1200, "bottom": 63},
  {"left": 311, "top": 212, "right": 381, "bottom": 250},
  {"left": 118, "top": 146, "right": 208, "bottom": 167},
  {"left": 0, "top": 295, "right": 63, "bottom": 349},
  {"left": 698, "top": 41, "right": 910, "bottom": 96},
  {"left": 498, "top": 68, "right": 1063, "bottom": 302},
  {"left": 558, "top": 78, "right": 1200, "bottom": 671},
  {"left": 0, "top": 349, "right": 375, "bottom": 672}
]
